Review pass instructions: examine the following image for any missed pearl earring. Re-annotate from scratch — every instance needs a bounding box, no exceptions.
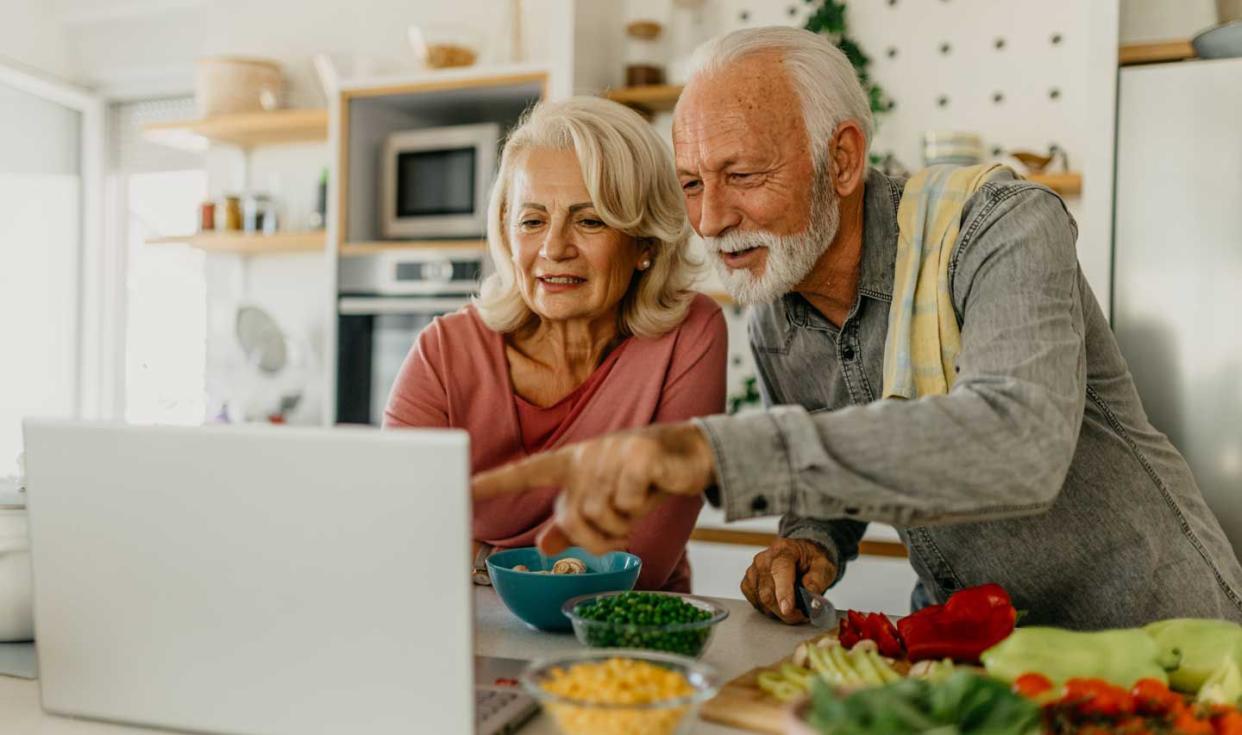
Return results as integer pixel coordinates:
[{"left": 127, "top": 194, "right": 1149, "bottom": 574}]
[{"left": 639, "top": 258, "right": 652, "bottom": 271}]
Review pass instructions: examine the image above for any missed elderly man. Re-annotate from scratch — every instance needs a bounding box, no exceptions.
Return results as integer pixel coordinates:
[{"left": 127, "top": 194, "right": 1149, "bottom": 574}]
[{"left": 475, "top": 27, "right": 1242, "bottom": 629}]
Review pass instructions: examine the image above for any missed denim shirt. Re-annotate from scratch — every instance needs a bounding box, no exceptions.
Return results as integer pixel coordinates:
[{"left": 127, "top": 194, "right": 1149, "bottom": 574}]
[{"left": 697, "top": 169, "right": 1242, "bottom": 629}]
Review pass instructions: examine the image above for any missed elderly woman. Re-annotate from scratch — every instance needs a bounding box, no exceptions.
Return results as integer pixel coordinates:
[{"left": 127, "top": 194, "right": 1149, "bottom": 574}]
[{"left": 383, "top": 97, "right": 726, "bottom": 592}]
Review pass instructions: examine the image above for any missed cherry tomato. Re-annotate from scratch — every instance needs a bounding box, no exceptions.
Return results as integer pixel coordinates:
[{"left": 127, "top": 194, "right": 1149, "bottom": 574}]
[
  {"left": 1063, "top": 678, "right": 1136, "bottom": 718},
  {"left": 1014, "top": 672, "right": 1055, "bottom": 698},
  {"left": 1132, "top": 678, "right": 1183, "bottom": 716},
  {"left": 1211, "top": 709, "right": 1242, "bottom": 735},
  {"left": 1173, "top": 710, "right": 1215, "bottom": 735}
]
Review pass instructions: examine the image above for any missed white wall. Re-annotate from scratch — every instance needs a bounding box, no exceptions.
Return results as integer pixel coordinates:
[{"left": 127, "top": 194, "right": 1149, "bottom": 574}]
[
  {"left": 0, "top": 0, "right": 77, "bottom": 81},
  {"left": 1119, "top": 0, "right": 1218, "bottom": 44},
  {"left": 65, "top": 0, "right": 577, "bottom": 102},
  {"left": 0, "top": 80, "right": 84, "bottom": 468}
]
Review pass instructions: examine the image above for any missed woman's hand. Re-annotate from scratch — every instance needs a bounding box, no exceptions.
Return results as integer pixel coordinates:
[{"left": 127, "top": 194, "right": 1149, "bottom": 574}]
[{"left": 472, "top": 422, "right": 716, "bottom": 555}]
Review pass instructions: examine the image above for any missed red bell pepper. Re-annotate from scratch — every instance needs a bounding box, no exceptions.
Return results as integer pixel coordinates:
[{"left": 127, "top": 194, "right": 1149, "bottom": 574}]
[
  {"left": 838, "top": 609, "right": 905, "bottom": 658},
  {"left": 896, "top": 583, "right": 1016, "bottom": 663}
]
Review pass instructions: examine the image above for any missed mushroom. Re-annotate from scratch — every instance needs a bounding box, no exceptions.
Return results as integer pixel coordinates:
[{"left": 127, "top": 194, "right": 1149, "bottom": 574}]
[{"left": 550, "top": 558, "right": 588, "bottom": 575}]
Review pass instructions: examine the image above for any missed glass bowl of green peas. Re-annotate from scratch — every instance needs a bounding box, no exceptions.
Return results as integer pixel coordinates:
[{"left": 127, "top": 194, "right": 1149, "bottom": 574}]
[{"left": 562, "top": 591, "right": 729, "bottom": 659}]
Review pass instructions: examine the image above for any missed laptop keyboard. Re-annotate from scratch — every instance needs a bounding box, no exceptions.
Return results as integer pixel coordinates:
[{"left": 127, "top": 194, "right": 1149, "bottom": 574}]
[
  {"left": 476, "top": 688, "right": 539, "bottom": 735},
  {"left": 476, "top": 689, "right": 520, "bottom": 721}
]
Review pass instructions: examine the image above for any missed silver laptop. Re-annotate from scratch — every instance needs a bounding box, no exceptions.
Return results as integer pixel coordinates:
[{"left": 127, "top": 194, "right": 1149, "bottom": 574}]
[{"left": 22, "top": 421, "right": 536, "bottom": 735}]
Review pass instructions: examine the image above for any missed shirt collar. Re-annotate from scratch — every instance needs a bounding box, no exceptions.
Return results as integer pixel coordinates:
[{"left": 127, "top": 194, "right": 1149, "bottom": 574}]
[
  {"left": 779, "top": 168, "right": 904, "bottom": 329},
  {"left": 858, "top": 167, "right": 903, "bottom": 300}
]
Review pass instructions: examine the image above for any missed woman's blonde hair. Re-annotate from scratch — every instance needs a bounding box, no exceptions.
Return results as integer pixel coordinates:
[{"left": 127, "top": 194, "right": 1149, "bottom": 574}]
[{"left": 475, "top": 96, "right": 699, "bottom": 339}]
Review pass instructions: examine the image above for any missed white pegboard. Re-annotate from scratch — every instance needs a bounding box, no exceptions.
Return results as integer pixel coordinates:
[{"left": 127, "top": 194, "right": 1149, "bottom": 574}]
[
  {"left": 835, "top": 0, "right": 1088, "bottom": 173},
  {"left": 630, "top": 0, "right": 1091, "bottom": 174}
]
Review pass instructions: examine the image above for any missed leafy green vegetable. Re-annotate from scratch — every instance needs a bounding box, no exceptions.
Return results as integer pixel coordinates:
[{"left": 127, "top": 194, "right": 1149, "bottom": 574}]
[{"left": 805, "top": 671, "right": 1040, "bottom": 735}]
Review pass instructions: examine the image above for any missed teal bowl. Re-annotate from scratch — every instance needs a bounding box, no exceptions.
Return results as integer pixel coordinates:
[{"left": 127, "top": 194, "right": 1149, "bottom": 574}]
[{"left": 486, "top": 547, "right": 641, "bottom": 632}]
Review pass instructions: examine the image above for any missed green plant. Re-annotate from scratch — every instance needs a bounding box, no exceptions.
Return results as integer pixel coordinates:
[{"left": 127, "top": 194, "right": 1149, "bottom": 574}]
[
  {"left": 728, "top": 375, "right": 762, "bottom": 414},
  {"left": 803, "top": 0, "right": 894, "bottom": 119}
]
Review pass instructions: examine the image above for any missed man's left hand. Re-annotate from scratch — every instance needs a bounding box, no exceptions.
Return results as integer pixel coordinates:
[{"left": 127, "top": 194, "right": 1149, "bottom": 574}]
[{"left": 471, "top": 422, "right": 717, "bottom": 555}]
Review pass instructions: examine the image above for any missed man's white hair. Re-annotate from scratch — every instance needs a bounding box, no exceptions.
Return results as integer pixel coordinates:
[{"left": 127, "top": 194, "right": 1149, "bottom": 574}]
[{"left": 684, "top": 26, "right": 873, "bottom": 163}]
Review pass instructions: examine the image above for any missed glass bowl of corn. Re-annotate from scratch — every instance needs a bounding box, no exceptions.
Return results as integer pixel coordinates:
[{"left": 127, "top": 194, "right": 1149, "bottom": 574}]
[{"left": 520, "top": 650, "right": 719, "bottom": 735}]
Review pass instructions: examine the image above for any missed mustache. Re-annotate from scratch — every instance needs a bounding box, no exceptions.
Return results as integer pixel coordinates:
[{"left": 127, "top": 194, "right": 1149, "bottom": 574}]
[{"left": 703, "top": 230, "right": 784, "bottom": 254}]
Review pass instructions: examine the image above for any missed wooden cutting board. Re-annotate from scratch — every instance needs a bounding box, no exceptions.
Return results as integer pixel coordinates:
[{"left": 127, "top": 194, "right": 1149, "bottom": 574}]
[
  {"left": 699, "top": 665, "right": 798, "bottom": 734},
  {"left": 700, "top": 631, "right": 914, "bottom": 734},
  {"left": 700, "top": 631, "right": 835, "bottom": 734}
]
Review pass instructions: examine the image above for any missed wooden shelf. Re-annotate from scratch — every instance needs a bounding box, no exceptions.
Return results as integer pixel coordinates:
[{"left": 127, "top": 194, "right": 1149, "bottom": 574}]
[
  {"left": 1028, "top": 172, "right": 1083, "bottom": 196},
  {"left": 1119, "top": 40, "right": 1196, "bottom": 66},
  {"left": 604, "top": 84, "right": 684, "bottom": 115},
  {"left": 143, "top": 109, "right": 328, "bottom": 150},
  {"left": 147, "top": 231, "right": 325, "bottom": 254},
  {"left": 339, "top": 240, "right": 488, "bottom": 256}
]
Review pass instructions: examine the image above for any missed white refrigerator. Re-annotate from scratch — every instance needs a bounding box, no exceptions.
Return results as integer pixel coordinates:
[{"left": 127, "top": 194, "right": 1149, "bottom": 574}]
[{"left": 1114, "top": 57, "right": 1242, "bottom": 556}]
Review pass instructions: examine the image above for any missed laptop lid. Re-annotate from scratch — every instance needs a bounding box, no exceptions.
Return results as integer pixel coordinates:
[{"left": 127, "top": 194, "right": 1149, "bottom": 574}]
[{"left": 22, "top": 420, "right": 472, "bottom": 735}]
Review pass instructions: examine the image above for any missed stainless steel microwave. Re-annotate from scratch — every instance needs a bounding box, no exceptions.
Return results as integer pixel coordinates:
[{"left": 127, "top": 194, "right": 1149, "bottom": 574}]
[{"left": 380, "top": 123, "right": 500, "bottom": 239}]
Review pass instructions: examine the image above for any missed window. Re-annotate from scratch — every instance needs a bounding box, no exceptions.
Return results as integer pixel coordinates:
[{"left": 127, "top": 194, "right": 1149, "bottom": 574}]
[
  {"left": 0, "top": 68, "right": 94, "bottom": 473},
  {"left": 109, "top": 97, "right": 208, "bottom": 425}
]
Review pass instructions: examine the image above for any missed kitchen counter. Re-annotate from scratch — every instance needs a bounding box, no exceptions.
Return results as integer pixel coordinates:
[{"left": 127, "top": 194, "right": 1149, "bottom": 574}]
[
  {"left": 0, "top": 586, "right": 811, "bottom": 734},
  {"left": 476, "top": 585, "right": 813, "bottom": 733}
]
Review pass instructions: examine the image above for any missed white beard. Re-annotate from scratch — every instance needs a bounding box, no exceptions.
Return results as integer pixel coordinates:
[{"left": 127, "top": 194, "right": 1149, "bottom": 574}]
[{"left": 703, "top": 175, "right": 840, "bottom": 306}]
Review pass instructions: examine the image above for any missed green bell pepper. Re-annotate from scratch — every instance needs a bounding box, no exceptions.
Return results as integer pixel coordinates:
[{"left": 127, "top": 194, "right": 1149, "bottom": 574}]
[
  {"left": 1145, "top": 618, "right": 1242, "bottom": 693},
  {"left": 981, "top": 627, "right": 1180, "bottom": 688},
  {"left": 1198, "top": 658, "right": 1242, "bottom": 706}
]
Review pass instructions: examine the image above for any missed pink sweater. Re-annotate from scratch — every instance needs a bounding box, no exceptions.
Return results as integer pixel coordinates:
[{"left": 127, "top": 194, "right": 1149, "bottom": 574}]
[{"left": 384, "top": 293, "right": 727, "bottom": 591}]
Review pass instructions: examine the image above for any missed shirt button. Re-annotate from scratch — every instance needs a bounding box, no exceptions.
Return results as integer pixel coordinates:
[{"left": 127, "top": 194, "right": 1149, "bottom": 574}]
[
  {"left": 750, "top": 495, "right": 769, "bottom": 512},
  {"left": 841, "top": 345, "right": 856, "bottom": 361}
]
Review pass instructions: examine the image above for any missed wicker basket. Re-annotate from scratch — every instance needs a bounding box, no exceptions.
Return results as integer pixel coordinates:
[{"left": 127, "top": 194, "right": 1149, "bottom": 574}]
[{"left": 195, "top": 56, "right": 284, "bottom": 118}]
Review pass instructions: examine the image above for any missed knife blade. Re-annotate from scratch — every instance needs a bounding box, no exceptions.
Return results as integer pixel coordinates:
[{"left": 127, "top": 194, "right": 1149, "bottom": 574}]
[{"left": 797, "top": 586, "right": 840, "bottom": 629}]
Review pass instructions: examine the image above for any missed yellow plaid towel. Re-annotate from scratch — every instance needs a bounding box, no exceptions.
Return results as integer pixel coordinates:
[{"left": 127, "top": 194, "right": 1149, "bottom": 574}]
[{"left": 881, "top": 164, "right": 1012, "bottom": 399}]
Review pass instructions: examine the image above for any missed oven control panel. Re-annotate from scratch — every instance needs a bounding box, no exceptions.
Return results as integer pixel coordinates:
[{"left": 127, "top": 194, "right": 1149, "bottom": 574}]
[{"left": 338, "top": 248, "right": 488, "bottom": 296}]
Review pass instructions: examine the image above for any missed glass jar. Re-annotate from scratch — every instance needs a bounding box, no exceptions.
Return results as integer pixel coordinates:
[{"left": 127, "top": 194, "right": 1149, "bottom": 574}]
[
  {"left": 625, "top": 20, "right": 665, "bottom": 87},
  {"left": 242, "top": 192, "right": 272, "bottom": 234},
  {"left": 922, "top": 131, "right": 984, "bottom": 167},
  {"left": 198, "top": 200, "right": 216, "bottom": 232},
  {"left": 220, "top": 195, "right": 243, "bottom": 231}
]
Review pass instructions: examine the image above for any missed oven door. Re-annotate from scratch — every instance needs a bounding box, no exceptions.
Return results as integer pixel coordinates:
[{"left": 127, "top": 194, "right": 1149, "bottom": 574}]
[{"left": 335, "top": 296, "right": 472, "bottom": 425}]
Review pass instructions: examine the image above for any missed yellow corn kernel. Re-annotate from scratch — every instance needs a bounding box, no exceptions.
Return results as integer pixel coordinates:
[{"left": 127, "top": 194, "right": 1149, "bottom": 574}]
[{"left": 540, "top": 658, "right": 696, "bottom": 735}]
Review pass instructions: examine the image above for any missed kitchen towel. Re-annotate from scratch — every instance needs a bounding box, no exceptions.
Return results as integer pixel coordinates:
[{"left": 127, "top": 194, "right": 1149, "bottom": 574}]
[{"left": 883, "top": 163, "right": 1010, "bottom": 399}]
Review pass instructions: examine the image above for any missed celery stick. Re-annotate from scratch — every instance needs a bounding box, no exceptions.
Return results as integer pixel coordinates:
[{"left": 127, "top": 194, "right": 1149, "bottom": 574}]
[
  {"left": 806, "top": 643, "right": 832, "bottom": 677},
  {"left": 781, "top": 663, "right": 816, "bottom": 690},
  {"left": 828, "top": 641, "right": 865, "bottom": 686},
  {"left": 757, "top": 670, "right": 802, "bottom": 702},
  {"left": 850, "top": 646, "right": 887, "bottom": 687},
  {"left": 810, "top": 644, "right": 848, "bottom": 688},
  {"left": 865, "top": 649, "right": 904, "bottom": 683}
]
